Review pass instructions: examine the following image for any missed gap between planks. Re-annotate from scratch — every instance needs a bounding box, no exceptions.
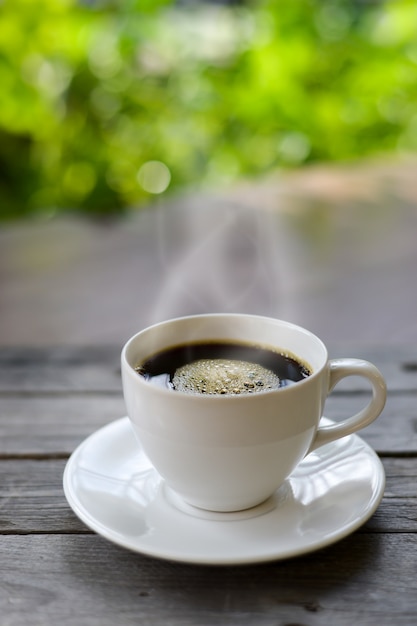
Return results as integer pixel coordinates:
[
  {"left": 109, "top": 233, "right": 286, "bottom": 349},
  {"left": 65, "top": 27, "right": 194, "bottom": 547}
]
[{"left": 1, "top": 451, "right": 417, "bottom": 461}]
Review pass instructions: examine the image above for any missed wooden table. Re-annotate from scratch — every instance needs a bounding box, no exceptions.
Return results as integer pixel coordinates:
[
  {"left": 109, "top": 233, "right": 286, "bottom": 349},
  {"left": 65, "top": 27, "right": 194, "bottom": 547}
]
[{"left": 2, "top": 343, "right": 416, "bottom": 625}]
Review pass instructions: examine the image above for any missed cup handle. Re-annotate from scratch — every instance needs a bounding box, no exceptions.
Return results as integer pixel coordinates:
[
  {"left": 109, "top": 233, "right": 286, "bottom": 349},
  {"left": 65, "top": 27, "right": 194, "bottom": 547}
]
[{"left": 308, "top": 358, "right": 387, "bottom": 453}]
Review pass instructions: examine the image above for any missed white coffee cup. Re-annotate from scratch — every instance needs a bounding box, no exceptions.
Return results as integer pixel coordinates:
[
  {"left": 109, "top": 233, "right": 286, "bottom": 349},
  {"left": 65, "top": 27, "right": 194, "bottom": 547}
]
[{"left": 121, "top": 314, "right": 386, "bottom": 512}]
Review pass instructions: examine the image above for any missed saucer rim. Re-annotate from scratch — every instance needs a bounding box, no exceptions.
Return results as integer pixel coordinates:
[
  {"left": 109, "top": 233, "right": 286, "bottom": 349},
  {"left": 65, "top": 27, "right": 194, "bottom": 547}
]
[{"left": 63, "top": 417, "right": 385, "bottom": 566}]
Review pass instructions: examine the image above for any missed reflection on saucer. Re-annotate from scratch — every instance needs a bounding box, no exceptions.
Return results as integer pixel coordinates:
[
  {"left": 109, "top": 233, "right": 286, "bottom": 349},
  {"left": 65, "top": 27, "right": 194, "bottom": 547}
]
[{"left": 163, "top": 481, "right": 291, "bottom": 522}]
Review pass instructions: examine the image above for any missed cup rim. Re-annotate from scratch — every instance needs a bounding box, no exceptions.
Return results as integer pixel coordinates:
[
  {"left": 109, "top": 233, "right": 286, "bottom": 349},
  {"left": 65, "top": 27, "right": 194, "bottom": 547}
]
[{"left": 121, "top": 313, "right": 328, "bottom": 399}]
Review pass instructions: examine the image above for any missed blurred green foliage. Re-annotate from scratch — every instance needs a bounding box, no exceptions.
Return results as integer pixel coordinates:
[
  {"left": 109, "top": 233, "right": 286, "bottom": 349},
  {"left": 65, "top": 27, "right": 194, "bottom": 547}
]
[{"left": 1, "top": 0, "right": 417, "bottom": 219}]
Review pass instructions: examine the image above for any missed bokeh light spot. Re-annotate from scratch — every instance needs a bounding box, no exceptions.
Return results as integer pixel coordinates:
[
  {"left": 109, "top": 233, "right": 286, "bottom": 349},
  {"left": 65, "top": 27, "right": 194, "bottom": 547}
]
[
  {"left": 137, "top": 161, "right": 171, "bottom": 194},
  {"left": 278, "top": 132, "right": 311, "bottom": 164}
]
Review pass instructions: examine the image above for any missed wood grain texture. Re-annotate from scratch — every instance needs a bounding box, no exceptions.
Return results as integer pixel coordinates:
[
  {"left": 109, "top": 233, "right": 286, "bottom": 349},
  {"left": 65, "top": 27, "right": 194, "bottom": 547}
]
[
  {"left": 0, "top": 346, "right": 121, "bottom": 393},
  {"left": 0, "top": 395, "right": 125, "bottom": 455},
  {"left": 1, "top": 390, "right": 416, "bottom": 456},
  {"left": 0, "top": 458, "right": 415, "bottom": 535},
  {"left": 1, "top": 534, "right": 417, "bottom": 626},
  {"left": 1, "top": 346, "right": 416, "bottom": 626},
  {"left": 1, "top": 344, "right": 417, "bottom": 392}
]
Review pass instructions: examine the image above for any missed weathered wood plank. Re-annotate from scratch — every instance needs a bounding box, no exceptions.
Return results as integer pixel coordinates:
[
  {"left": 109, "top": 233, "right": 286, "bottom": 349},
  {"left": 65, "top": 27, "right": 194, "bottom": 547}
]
[
  {"left": 1, "top": 533, "right": 416, "bottom": 626},
  {"left": 1, "top": 344, "right": 417, "bottom": 392},
  {"left": 0, "top": 346, "right": 121, "bottom": 393},
  {"left": 327, "top": 343, "right": 417, "bottom": 394},
  {"left": 324, "top": 391, "right": 417, "bottom": 454},
  {"left": 0, "top": 395, "right": 126, "bottom": 455},
  {"left": 0, "top": 458, "right": 415, "bottom": 534},
  {"left": 0, "top": 459, "right": 87, "bottom": 534},
  {"left": 1, "top": 390, "right": 416, "bottom": 455}
]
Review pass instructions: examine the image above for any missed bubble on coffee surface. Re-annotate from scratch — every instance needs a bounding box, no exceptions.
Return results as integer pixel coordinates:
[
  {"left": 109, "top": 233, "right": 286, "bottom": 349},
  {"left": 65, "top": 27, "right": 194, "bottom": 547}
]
[{"left": 172, "top": 358, "right": 280, "bottom": 395}]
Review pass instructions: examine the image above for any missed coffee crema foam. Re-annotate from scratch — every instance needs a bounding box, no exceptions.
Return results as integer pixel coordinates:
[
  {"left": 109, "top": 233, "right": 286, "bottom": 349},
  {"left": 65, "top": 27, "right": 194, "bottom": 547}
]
[{"left": 172, "top": 358, "right": 280, "bottom": 395}]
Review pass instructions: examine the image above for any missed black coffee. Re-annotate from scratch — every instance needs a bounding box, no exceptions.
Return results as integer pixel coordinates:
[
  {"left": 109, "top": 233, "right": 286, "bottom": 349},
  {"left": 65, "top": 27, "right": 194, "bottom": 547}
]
[{"left": 135, "top": 341, "right": 311, "bottom": 395}]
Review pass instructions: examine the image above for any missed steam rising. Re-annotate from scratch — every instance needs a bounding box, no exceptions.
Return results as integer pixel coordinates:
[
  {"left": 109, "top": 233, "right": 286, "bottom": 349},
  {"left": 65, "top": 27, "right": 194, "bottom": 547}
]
[{"left": 149, "top": 199, "right": 297, "bottom": 324}]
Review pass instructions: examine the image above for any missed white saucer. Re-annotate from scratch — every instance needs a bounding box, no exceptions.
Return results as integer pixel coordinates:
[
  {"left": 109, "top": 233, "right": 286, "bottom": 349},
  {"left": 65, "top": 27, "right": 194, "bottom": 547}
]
[{"left": 63, "top": 417, "right": 385, "bottom": 566}]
